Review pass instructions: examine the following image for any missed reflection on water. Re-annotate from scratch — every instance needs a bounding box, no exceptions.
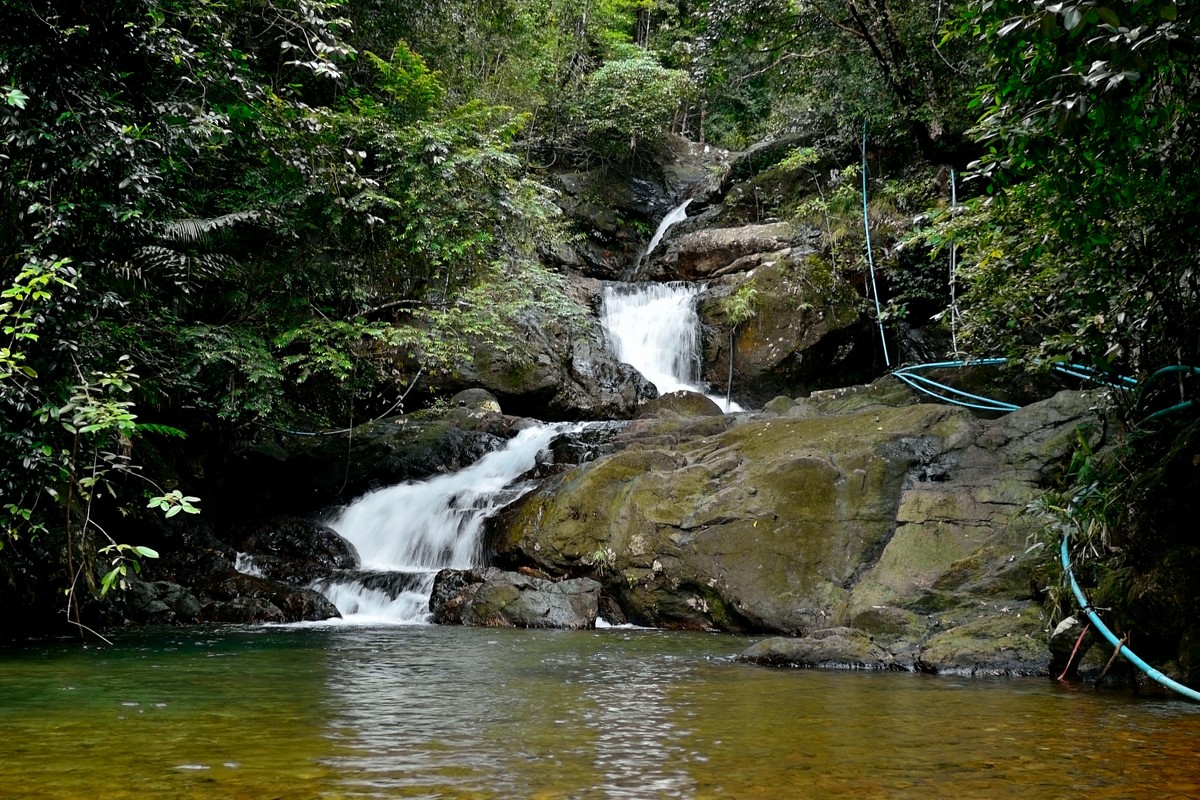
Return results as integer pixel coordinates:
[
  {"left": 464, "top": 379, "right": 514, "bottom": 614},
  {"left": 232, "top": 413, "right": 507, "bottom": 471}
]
[{"left": 2, "top": 626, "right": 1198, "bottom": 799}]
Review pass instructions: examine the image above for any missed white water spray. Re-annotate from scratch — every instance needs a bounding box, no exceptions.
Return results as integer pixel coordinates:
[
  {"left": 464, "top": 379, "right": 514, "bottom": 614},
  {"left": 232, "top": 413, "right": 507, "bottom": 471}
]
[
  {"left": 315, "top": 424, "right": 568, "bottom": 624},
  {"left": 644, "top": 198, "right": 691, "bottom": 258},
  {"left": 600, "top": 283, "right": 742, "bottom": 412}
]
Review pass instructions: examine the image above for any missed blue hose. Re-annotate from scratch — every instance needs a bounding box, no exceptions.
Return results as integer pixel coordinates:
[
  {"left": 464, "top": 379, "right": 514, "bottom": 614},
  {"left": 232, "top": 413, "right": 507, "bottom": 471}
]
[{"left": 1060, "top": 537, "right": 1200, "bottom": 702}]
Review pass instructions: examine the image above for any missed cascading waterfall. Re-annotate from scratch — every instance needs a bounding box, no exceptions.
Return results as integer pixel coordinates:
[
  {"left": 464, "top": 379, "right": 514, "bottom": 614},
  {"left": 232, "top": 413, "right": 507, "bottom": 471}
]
[
  {"left": 601, "top": 283, "right": 743, "bottom": 412},
  {"left": 313, "top": 424, "right": 569, "bottom": 624},
  {"left": 643, "top": 198, "right": 691, "bottom": 258}
]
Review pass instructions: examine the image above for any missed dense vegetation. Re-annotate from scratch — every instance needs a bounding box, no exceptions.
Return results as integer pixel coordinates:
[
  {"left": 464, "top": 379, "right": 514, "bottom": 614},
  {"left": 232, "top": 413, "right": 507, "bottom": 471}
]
[{"left": 3, "top": 0, "right": 1198, "bottom": 661}]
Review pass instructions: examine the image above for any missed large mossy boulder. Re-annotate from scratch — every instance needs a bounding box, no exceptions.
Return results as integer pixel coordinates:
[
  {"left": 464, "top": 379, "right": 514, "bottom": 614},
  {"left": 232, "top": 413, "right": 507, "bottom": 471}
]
[
  {"left": 492, "top": 384, "right": 1102, "bottom": 674},
  {"left": 697, "top": 254, "right": 875, "bottom": 406}
]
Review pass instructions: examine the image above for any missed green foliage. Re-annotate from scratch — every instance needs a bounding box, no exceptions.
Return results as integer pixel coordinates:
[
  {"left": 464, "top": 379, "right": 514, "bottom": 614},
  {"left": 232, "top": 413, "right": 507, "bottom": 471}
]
[
  {"left": 576, "top": 51, "right": 693, "bottom": 157},
  {"left": 718, "top": 280, "right": 759, "bottom": 327},
  {"left": 0, "top": 0, "right": 588, "bottom": 624},
  {"left": 98, "top": 543, "right": 160, "bottom": 597},
  {"left": 694, "top": 0, "right": 983, "bottom": 154},
  {"left": 945, "top": 0, "right": 1200, "bottom": 374},
  {"left": 360, "top": 42, "right": 445, "bottom": 123}
]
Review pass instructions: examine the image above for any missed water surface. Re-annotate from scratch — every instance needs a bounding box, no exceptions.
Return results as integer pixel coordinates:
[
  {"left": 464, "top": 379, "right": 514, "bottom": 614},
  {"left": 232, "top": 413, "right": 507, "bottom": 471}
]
[{"left": 2, "top": 626, "right": 1197, "bottom": 799}]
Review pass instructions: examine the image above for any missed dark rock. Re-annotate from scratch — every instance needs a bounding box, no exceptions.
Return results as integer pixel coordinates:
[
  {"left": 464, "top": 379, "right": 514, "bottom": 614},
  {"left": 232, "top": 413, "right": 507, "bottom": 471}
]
[
  {"left": 457, "top": 309, "right": 656, "bottom": 421},
  {"left": 201, "top": 572, "right": 340, "bottom": 623},
  {"left": 1048, "top": 615, "right": 1093, "bottom": 678},
  {"left": 119, "top": 580, "right": 204, "bottom": 625},
  {"left": 635, "top": 390, "right": 724, "bottom": 419},
  {"left": 205, "top": 596, "right": 286, "bottom": 624},
  {"left": 430, "top": 567, "right": 600, "bottom": 629},
  {"left": 739, "top": 628, "right": 904, "bottom": 670},
  {"left": 450, "top": 388, "right": 502, "bottom": 412},
  {"left": 244, "top": 417, "right": 507, "bottom": 514},
  {"left": 641, "top": 222, "right": 818, "bottom": 281},
  {"left": 239, "top": 515, "right": 359, "bottom": 585}
]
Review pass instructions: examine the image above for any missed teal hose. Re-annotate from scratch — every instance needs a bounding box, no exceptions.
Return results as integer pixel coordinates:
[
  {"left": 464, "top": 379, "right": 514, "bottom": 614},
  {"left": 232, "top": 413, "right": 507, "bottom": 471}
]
[{"left": 1059, "top": 537, "right": 1200, "bottom": 702}]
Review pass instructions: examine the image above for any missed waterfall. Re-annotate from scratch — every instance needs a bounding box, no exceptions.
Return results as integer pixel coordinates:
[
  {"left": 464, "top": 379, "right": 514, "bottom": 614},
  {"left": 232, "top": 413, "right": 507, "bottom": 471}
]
[
  {"left": 623, "top": 198, "right": 692, "bottom": 281},
  {"left": 314, "top": 424, "right": 568, "bottom": 624},
  {"left": 600, "top": 283, "right": 743, "bottom": 412},
  {"left": 644, "top": 198, "right": 691, "bottom": 258}
]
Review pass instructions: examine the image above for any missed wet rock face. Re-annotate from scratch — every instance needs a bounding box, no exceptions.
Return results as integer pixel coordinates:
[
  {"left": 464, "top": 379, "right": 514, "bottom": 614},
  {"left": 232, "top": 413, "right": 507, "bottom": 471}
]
[
  {"left": 111, "top": 523, "right": 344, "bottom": 626},
  {"left": 238, "top": 516, "right": 359, "bottom": 586},
  {"left": 430, "top": 567, "right": 600, "bottom": 629},
  {"left": 492, "top": 384, "right": 1103, "bottom": 675},
  {"left": 457, "top": 309, "right": 656, "bottom": 421},
  {"left": 239, "top": 416, "right": 513, "bottom": 516},
  {"left": 547, "top": 139, "right": 728, "bottom": 280}
]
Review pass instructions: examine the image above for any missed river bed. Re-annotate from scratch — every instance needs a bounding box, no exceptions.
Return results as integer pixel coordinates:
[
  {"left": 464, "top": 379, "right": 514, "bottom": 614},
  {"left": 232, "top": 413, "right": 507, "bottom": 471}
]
[{"left": 2, "top": 625, "right": 1197, "bottom": 799}]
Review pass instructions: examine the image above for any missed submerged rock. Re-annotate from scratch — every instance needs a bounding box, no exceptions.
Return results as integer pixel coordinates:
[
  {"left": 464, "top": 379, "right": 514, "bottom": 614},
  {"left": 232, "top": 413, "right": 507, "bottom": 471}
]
[
  {"left": 739, "top": 628, "right": 904, "bottom": 671},
  {"left": 430, "top": 567, "right": 600, "bottom": 629}
]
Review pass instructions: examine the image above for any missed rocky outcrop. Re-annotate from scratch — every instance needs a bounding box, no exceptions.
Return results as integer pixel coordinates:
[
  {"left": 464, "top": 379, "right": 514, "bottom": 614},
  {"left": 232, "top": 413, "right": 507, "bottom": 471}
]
[
  {"left": 640, "top": 222, "right": 819, "bottom": 281},
  {"left": 491, "top": 382, "right": 1102, "bottom": 674},
  {"left": 113, "top": 526, "right": 341, "bottom": 626},
  {"left": 238, "top": 412, "right": 523, "bottom": 516},
  {"left": 739, "top": 628, "right": 903, "bottom": 671},
  {"left": 237, "top": 516, "right": 359, "bottom": 586},
  {"left": 697, "top": 255, "right": 874, "bottom": 405},
  {"left": 635, "top": 390, "right": 724, "bottom": 419},
  {"left": 548, "top": 137, "right": 730, "bottom": 280},
  {"left": 429, "top": 567, "right": 600, "bottom": 629},
  {"left": 455, "top": 309, "right": 656, "bottom": 421}
]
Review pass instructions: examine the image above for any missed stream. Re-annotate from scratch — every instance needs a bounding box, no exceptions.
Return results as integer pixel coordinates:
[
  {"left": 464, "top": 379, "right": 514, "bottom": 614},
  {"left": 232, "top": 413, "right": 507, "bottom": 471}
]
[
  {"left": 5, "top": 204, "right": 1196, "bottom": 800},
  {"left": 2, "top": 625, "right": 1198, "bottom": 799}
]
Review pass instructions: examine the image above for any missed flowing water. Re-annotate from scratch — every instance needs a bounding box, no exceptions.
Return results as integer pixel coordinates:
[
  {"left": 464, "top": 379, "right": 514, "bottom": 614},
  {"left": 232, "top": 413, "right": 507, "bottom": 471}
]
[
  {"left": 601, "top": 283, "right": 742, "bottom": 412},
  {"left": 311, "top": 424, "right": 570, "bottom": 624},
  {"left": 644, "top": 199, "right": 692, "bottom": 259},
  {"left": 2, "top": 625, "right": 1198, "bottom": 800}
]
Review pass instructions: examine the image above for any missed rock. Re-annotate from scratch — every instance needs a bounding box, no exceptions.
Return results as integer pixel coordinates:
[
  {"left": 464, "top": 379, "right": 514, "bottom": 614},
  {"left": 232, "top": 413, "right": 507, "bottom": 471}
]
[
  {"left": 458, "top": 309, "right": 656, "bottom": 420},
  {"left": 635, "top": 390, "right": 724, "bottom": 419},
  {"left": 697, "top": 255, "right": 875, "bottom": 405},
  {"left": 430, "top": 567, "right": 600, "bottom": 629},
  {"left": 1048, "top": 615, "right": 1094, "bottom": 678},
  {"left": 123, "top": 525, "right": 342, "bottom": 625},
  {"left": 118, "top": 580, "right": 204, "bottom": 625},
  {"left": 492, "top": 387, "right": 1102, "bottom": 674},
  {"left": 450, "top": 388, "right": 502, "bottom": 413},
  {"left": 762, "top": 396, "right": 796, "bottom": 415},
  {"left": 242, "top": 416, "right": 511, "bottom": 514},
  {"left": 200, "top": 572, "right": 340, "bottom": 624},
  {"left": 238, "top": 515, "right": 359, "bottom": 586},
  {"left": 641, "top": 222, "right": 819, "bottom": 281},
  {"left": 548, "top": 141, "right": 730, "bottom": 280},
  {"left": 915, "top": 604, "right": 1051, "bottom": 676},
  {"left": 738, "top": 628, "right": 904, "bottom": 670}
]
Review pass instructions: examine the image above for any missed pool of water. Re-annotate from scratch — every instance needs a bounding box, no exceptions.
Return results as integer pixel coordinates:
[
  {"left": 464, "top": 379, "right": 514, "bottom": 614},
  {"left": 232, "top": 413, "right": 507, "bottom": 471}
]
[{"left": 2, "top": 625, "right": 1197, "bottom": 799}]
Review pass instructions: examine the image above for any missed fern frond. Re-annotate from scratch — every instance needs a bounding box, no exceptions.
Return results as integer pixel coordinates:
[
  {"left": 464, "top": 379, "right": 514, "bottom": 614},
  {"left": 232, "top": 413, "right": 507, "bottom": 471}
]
[{"left": 160, "top": 211, "right": 261, "bottom": 245}]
